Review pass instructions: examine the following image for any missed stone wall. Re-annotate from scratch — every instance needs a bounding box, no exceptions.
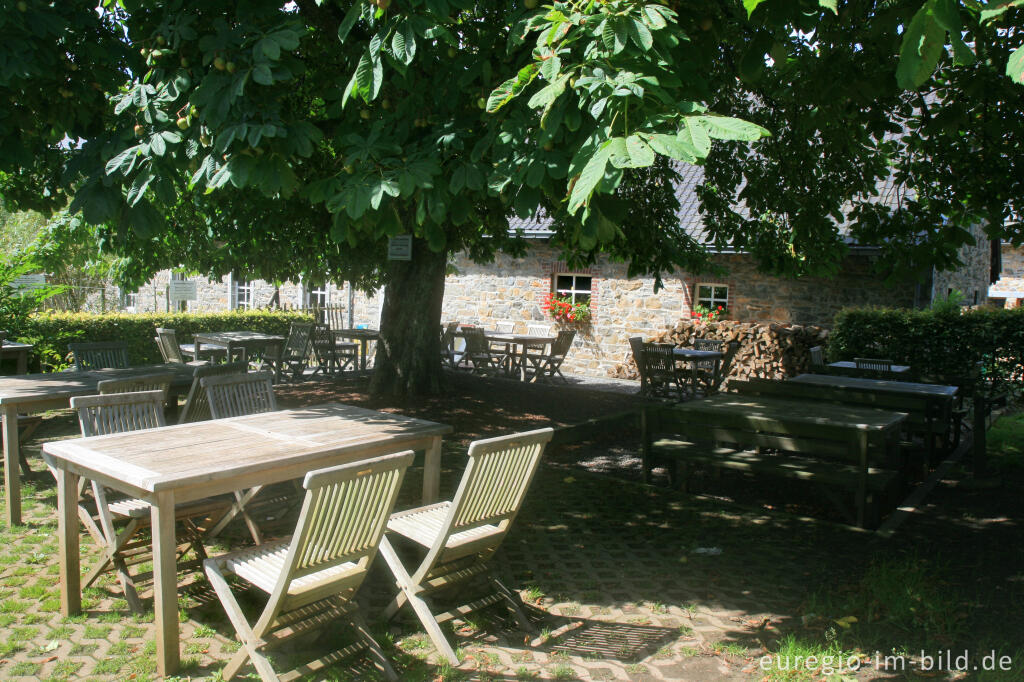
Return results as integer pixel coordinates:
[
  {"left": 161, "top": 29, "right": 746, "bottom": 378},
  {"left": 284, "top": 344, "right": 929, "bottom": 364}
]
[
  {"left": 440, "top": 244, "right": 919, "bottom": 377},
  {"left": 990, "top": 243, "right": 1024, "bottom": 307},
  {"left": 932, "top": 222, "right": 992, "bottom": 306}
]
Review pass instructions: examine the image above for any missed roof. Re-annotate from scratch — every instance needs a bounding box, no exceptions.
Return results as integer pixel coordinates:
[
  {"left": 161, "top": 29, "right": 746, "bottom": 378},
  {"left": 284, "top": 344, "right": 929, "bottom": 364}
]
[{"left": 506, "top": 163, "right": 894, "bottom": 251}]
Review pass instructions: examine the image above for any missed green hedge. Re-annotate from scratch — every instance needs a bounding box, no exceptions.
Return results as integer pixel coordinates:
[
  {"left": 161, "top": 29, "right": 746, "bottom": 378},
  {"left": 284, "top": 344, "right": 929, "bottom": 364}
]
[
  {"left": 6, "top": 310, "right": 313, "bottom": 372},
  {"left": 829, "top": 306, "right": 1024, "bottom": 386}
]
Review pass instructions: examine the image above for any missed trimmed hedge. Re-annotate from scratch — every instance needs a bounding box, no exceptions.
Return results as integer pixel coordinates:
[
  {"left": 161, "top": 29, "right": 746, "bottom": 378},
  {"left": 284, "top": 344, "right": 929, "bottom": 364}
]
[
  {"left": 8, "top": 310, "right": 313, "bottom": 372},
  {"left": 829, "top": 306, "right": 1024, "bottom": 386}
]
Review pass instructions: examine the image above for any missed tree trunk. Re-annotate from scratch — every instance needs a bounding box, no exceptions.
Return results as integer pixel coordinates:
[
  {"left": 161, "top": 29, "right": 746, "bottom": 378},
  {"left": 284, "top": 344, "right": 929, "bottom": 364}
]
[{"left": 369, "top": 238, "right": 448, "bottom": 397}]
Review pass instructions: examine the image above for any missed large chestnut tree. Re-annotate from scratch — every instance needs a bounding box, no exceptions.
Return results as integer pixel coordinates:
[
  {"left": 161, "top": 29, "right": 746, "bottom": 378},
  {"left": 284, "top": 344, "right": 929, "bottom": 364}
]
[{"left": 1, "top": 0, "right": 1022, "bottom": 395}]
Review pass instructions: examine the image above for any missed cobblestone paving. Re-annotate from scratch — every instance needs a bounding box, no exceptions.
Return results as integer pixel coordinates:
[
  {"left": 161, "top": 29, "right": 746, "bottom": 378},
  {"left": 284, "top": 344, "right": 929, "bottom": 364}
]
[{"left": 0, "top": 411, "right": 869, "bottom": 681}]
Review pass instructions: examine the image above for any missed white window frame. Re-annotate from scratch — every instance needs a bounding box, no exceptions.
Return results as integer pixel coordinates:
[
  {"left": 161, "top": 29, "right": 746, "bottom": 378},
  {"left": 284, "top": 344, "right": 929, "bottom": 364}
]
[
  {"left": 234, "top": 277, "right": 253, "bottom": 310},
  {"left": 170, "top": 270, "right": 188, "bottom": 312},
  {"left": 119, "top": 288, "right": 138, "bottom": 313},
  {"left": 304, "top": 282, "right": 330, "bottom": 308},
  {"left": 553, "top": 273, "right": 592, "bottom": 305},
  {"left": 695, "top": 283, "right": 729, "bottom": 309}
]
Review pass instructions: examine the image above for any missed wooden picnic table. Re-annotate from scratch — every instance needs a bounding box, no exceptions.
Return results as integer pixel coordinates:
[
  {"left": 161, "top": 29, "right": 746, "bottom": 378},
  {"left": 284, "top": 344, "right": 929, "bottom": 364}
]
[
  {"left": 0, "top": 364, "right": 197, "bottom": 526},
  {"left": 190, "top": 331, "right": 285, "bottom": 366},
  {"left": 1, "top": 341, "right": 32, "bottom": 375},
  {"left": 42, "top": 402, "right": 452, "bottom": 677},
  {"left": 671, "top": 347, "right": 722, "bottom": 398},
  {"left": 828, "top": 360, "right": 911, "bottom": 374},
  {"left": 331, "top": 328, "right": 379, "bottom": 370}
]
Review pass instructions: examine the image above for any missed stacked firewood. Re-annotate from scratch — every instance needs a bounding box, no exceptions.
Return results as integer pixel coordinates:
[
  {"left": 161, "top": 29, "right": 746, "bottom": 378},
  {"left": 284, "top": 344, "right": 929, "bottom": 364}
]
[{"left": 609, "top": 320, "right": 830, "bottom": 387}]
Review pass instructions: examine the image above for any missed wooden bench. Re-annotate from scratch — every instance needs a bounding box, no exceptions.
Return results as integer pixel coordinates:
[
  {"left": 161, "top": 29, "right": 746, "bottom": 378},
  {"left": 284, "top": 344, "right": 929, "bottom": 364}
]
[
  {"left": 735, "top": 377, "right": 956, "bottom": 464},
  {"left": 642, "top": 401, "right": 905, "bottom": 529}
]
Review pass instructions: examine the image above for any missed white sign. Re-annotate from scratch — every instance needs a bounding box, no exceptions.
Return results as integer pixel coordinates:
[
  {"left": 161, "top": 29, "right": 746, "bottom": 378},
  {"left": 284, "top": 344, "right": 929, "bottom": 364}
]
[
  {"left": 10, "top": 273, "right": 46, "bottom": 290},
  {"left": 168, "top": 280, "right": 198, "bottom": 301},
  {"left": 388, "top": 235, "right": 413, "bottom": 261}
]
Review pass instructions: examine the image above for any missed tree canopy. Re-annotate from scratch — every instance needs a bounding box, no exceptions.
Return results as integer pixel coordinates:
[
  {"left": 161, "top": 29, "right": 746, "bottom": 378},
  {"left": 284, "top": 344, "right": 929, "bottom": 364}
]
[{"left": 2, "top": 0, "right": 1023, "bottom": 392}]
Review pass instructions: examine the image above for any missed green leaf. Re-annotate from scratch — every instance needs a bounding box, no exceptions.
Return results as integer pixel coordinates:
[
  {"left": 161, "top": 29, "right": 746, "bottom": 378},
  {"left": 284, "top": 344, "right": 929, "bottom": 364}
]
[
  {"left": 127, "top": 171, "right": 154, "bottom": 206},
  {"left": 625, "top": 134, "right": 655, "bottom": 167},
  {"left": 641, "top": 133, "right": 698, "bottom": 163},
  {"left": 699, "top": 115, "right": 770, "bottom": 141},
  {"left": 540, "top": 54, "right": 561, "bottom": 82},
  {"left": 252, "top": 64, "right": 273, "bottom": 85},
  {"left": 149, "top": 132, "right": 166, "bottom": 157},
  {"left": 392, "top": 28, "right": 407, "bottom": 63},
  {"left": 629, "top": 19, "right": 653, "bottom": 51},
  {"left": 527, "top": 73, "right": 569, "bottom": 109},
  {"left": 486, "top": 64, "right": 539, "bottom": 113},
  {"left": 642, "top": 5, "right": 667, "bottom": 30},
  {"left": 355, "top": 51, "right": 373, "bottom": 95},
  {"left": 607, "top": 137, "right": 630, "bottom": 169},
  {"left": 257, "top": 36, "right": 280, "bottom": 61},
  {"left": 568, "top": 141, "right": 612, "bottom": 214},
  {"left": 680, "top": 117, "right": 711, "bottom": 157},
  {"left": 743, "top": 0, "right": 769, "bottom": 18},
  {"left": 818, "top": 0, "right": 838, "bottom": 14},
  {"left": 1008, "top": 45, "right": 1024, "bottom": 85},
  {"left": 896, "top": 3, "right": 946, "bottom": 90},
  {"left": 337, "top": 4, "right": 361, "bottom": 43}
]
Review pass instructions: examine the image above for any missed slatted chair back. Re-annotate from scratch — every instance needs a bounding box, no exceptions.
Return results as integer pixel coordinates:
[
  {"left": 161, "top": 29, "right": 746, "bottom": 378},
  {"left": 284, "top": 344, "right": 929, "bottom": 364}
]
[
  {"left": 154, "top": 328, "right": 185, "bottom": 364},
  {"left": 715, "top": 341, "right": 741, "bottom": 388},
  {"left": 440, "top": 321, "right": 458, "bottom": 347},
  {"left": 433, "top": 428, "right": 553, "bottom": 564},
  {"left": 462, "top": 326, "right": 489, "bottom": 354},
  {"left": 527, "top": 324, "right": 549, "bottom": 337},
  {"left": 692, "top": 337, "right": 723, "bottom": 370},
  {"left": 322, "top": 306, "right": 346, "bottom": 331},
  {"left": 202, "top": 371, "right": 277, "bottom": 419},
  {"left": 97, "top": 372, "right": 175, "bottom": 401},
  {"left": 283, "top": 322, "right": 314, "bottom": 361},
  {"left": 494, "top": 321, "right": 515, "bottom": 334},
  {"left": 809, "top": 345, "right": 825, "bottom": 366},
  {"left": 69, "top": 342, "right": 130, "bottom": 371},
  {"left": 643, "top": 343, "right": 675, "bottom": 375},
  {"left": 72, "top": 390, "right": 166, "bottom": 437},
  {"left": 855, "top": 357, "right": 893, "bottom": 372},
  {"left": 629, "top": 337, "right": 648, "bottom": 392},
  {"left": 280, "top": 451, "right": 413, "bottom": 593},
  {"left": 549, "top": 329, "right": 576, "bottom": 357},
  {"left": 178, "top": 362, "right": 248, "bottom": 424}
]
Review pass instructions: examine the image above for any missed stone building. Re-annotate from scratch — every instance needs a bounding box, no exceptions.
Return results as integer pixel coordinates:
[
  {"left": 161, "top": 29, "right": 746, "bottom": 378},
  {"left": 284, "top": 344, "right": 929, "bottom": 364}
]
[
  {"left": 989, "top": 241, "right": 1024, "bottom": 308},
  {"left": 113, "top": 168, "right": 996, "bottom": 378}
]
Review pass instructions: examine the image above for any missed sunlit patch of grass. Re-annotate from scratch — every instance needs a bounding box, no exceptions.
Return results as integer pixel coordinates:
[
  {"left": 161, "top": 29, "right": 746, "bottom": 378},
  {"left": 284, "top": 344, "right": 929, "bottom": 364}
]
[
  {"left": 760, "top": 635, "right": 857, "bottom": 682},
  {"left": 987, "top": 412, "right": 1024, "bottom": 472},
  {"left": 83, "top": 624, "right": 111, "bottom": 639},
  {"left": 46, "top": 659, "right": 83, "bottom": 680},
  {"left": 8, "top": 661, "right": 41, "bottom": 677}
]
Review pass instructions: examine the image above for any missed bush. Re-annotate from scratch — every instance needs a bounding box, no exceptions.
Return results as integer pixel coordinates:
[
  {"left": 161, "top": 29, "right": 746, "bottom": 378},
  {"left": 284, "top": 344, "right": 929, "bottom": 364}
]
[
  {"left": 829, "top": 306, "right": 1024, "bottom": 388},
  {"left": 11, "top": 309, "right": 313, "bottom": 372}
]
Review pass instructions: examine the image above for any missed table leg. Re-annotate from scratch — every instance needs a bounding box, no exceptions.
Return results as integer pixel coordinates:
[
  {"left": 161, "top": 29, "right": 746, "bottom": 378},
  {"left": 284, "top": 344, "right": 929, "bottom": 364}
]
[
  {"left": 16, "top": 349, "right": 27, "bottom": 374},
  {"left": 151, "top": 490, "right": 180, "bottom": 676},
  {"left": 57, "top": 467, "right": 81, "bottom": 616},
  {"left": 423, "top": 436, "right": 442, "bottom": 504},
  {"left": 361, "top": 339, "right": 369, "bottom": 370},
  {"left": 3, "top": 403, "right": 21, "bottom": 526}
]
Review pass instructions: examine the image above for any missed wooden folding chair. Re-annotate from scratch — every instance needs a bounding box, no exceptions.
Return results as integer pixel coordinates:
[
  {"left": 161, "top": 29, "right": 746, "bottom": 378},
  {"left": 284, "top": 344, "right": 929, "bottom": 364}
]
[
  {"left": 809, "top": 345, "right": 825, "bottom": 367},
  {"left": 204, "top": 451, "right": 414, "bottom": 682},
  {"left": 178, "top": 362, "right": 249, "bottom": 424},
  {"left": 68, "top": 341, "right": 129, "bottom": 371},
  {"left": 522, "top": 330, "right": 576, "bottom": 383},
  {"left": 629, "top": 336, "right": 649, "bottom": 396},
  {"left": 155, "top": 327, "right": 224, "bottom": 364},
  {"left": 71, "top": 390, "right": 228, "bottom": 613},
  {"left": 270, "top": 322, "right": 315, "bottom": 382},
  {"left": 310, "top": 323, "right": 357, "bottom": 376},
  {"left": 642, "top": 342, "right": 684, "bottom": 400},
  {"left": 380, "top": 428, "right": 554, "bottom": 664},
  {"left": 439, "top": 321, "right": 459, "bottom": 369},
  {"left": 461, "top": 327, "right": 508, "bottom": 375},
  {"left": 201, "top": 372, "right": 283, "bottom": 544}
]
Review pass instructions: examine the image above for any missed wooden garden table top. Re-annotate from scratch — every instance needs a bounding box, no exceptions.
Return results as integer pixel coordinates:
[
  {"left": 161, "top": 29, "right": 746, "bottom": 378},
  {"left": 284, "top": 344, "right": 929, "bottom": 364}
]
[
  {"left": 1, "top": 363, "right": 197, "bottom": 527},
  {"left": 43, "top": 401, "right": 451, "bottom": 676},
  {"left": 791, "top": 373, "right": 958, "bottom": 398},
  {"left": 670, "top": 392, "right": 907, "bottom": 433}
]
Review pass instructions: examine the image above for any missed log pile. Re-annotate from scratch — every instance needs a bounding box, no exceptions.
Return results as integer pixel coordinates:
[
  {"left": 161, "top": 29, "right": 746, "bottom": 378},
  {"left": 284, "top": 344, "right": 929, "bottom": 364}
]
[{"left": 609, "top": 320, "right": 830, "bottom": 387}]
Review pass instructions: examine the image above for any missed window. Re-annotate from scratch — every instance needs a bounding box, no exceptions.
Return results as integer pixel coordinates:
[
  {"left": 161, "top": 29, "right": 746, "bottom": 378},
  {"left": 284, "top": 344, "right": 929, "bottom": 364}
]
[
  {"left": 170, "top": 271, "right": 188, "bottom": 312},
  {"left": 234, "top": 278, "right": 253, "bottom": 310},
  {"left": 695, "top": 283, "right": 728, "bottom": 310},
  {"left": 553, "top": 274, "right": 592, "bottom": 305},
  {"left": 305, "top": 282, "right": 329, "bottom": 308},
  {"left": 119, "top": 288, "right": 138, "bottom": 313}
]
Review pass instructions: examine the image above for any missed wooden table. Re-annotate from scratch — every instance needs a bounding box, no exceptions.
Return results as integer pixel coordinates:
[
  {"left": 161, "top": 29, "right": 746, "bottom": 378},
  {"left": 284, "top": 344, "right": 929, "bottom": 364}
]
[
  {"left": 672, "top": 348, "right": 723, "bottom": 397},
  {"left": 484, "top": 333, "right": 556, "bottom": 381},
  {"left": 790, "top": 373, "right": 956, "bottom": 398},
  {"left": 43, "top": 402, "right": 451, "bottom": 677},
  {"left": 1, "top": 341, "right": 32, "bottom": 374},
  {"left": 0, "top": 364, "right": 197, "bottom": 526},
  {"left": 191, "top": 331, "right": 285, "bottom": 366},
  {"left": 332, "top": 328, "right": 379, "bottom": 370},
  {"left": 828, "top": 360, "right": 911, "bottom": 374},
  {"left": 668, "top": 392, "right": 906, "bottom": 464}
]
